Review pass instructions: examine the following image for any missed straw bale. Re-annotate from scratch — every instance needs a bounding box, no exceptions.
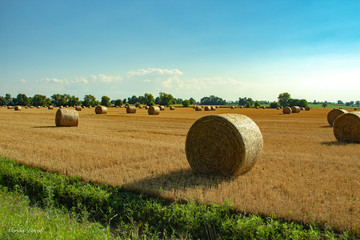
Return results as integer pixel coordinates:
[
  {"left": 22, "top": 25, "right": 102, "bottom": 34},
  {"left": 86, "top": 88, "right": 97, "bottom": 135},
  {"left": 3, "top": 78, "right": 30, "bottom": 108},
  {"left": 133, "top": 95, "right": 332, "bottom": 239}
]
[
  {"left": 283, "top": 107, "right": 291, "bottom": 114},
  {"left": 159, "top": 105, "right": 165, "bottom": 111},
  {"left": 55, "top": 109, "right": 79, "bottom": 127},
  {"left": 30, "top": 106, "right": 34, "bottom": 109},
  {"left": 95, "top": 106, "right": 108, "bottom": 114},
  {"left": 170, "top": 106, "right": 175, "bottom": 110},
  {"left": 211, "top": 106, "right": 216, "bottom": 111},
  {"left": 291, "top": 106, "right": 300, "bottom": 113},
  {"left": 262, "top": 106, "right": 266, "bottom": 109},
  {"left": 305, "top": 106, "right": 310, "bottom": 111},
  {"left": 75, "top": 106, "right": 82, "bottom": 111},
  {"left": 37, "top": 106, "right": 41, "bottom": 109},
  {"left": 255, "top": 106, "right": 259, "bottom": 109},
  {"left": 276, "top": 107, "right": 280, "bottom": 110},
  {"left": 7, "top": 106, "right": 14, "bottom": 109},
  {"left": 126, "top": 106, "right": 136, "bottom": 114},
  {"left": 148, "top": 106, "right": 160, "bottom": 115},
  {"left": 195, "top": 106, "right": 202, "bottom": 111},
  {"left": 48, "top": 106, "right": 54, "bottom": 110},
  {"left": 333, "top": 112, "right": 360, "bottom": 143},
  {"left": 204, "top": 106, "right": 211, "bottom": 111},
  {"left": 185, "top": 114, "right": 263, "bottom": 176},
  {"left": 231, "top": 106, "right": 236, "bottom": 109},
  {"left": 145, "top": 106, "right": 149, "bottom": 110},
  {"left": 327, "top": 109, "right": 348, "bottom": 126},
  {"left": 15, "top": 106, "right": 21, "bottom": 111}
]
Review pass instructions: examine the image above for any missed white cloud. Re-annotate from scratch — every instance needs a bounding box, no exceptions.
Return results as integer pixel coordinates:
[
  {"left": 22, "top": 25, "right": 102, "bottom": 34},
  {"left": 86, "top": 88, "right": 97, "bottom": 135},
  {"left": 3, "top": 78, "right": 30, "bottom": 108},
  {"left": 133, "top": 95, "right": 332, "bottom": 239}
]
[
  {"left": 42, "top": 78, "right": 67, "bottom": 84},
  {"left": 143, "top": 79, "right": 151, "bottom": 82},
  {"left": 20, "top": 79, "right": 27, "bottom": 83},
  {"left": 73, "top": 77, "right": 89, "bottom": 84},
  {"left": 89, "top": 74, "right": 123, "bottom": 83},
  {"left": 127, "top": 68, "right": 183, "bottom": 77}
]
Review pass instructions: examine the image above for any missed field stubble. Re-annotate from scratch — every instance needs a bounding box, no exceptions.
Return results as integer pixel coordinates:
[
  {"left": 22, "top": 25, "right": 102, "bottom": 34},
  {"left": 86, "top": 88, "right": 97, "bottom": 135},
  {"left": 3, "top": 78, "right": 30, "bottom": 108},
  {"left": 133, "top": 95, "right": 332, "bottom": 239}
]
[{"left": 0, "top": 107, "right": 359, "bottom": 233}]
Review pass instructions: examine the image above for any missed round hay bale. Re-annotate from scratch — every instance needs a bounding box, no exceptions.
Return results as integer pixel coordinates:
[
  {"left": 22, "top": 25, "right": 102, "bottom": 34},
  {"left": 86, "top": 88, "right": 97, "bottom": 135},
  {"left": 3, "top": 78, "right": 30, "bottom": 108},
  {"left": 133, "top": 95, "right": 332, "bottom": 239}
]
[
  {"left": 211, "top": 106, "right": 216, "bottom": 111},
  {"left": 333, "top": 112, "right": 360, "bottom": 143},
  {"left": 144, "top": 106, "right": 149, "bottom": 110},
  {"left": 15, "top": 106, "right": 22, "bottom": 111},
  {"left": 231, "top": 106, "right": 236, "bottom": 109},
  {"left": 59, "top": 106, "right": 63, "bottom": 109},
  {"left": 148, "top": 106, "right": 160, "bottom": 115},
  {"left": 126, "top": 106, "right": 136, "bottom": 114},
  {"left": 327, "top": 109, "right": 348, "bottom": 126},
  {"left": 138, "top": 106, "right": 142, "bottom": 109},
  {"left": 48, "top": 106, "right": 54, "bottom": 110},
  {"left": 216, "top": 106, "right": 219, "bottom": 108},
  {"left": 170, "top": 106, "right": 175, "bottom": 110},
  {"left": 193, "top": 106, "right": 196, "bottom": 109},
  {"left": 30, "top": 106, "right": 34, "bottom": 109},
  {"left": 255, "top": 106, "right": 259, "bottom": 109},
  {"left": 300, "top": 107, "right": 305, "bottom": 110},
  {"left": 185, "top": 114, "right": 263, "bottom": 176},
  {"left": 75, "top": 106, "right": 82, "bottom": 111},
  {"left": 240, "top": 106, "right": 243, "bottom": 109},
  {"left": 55, "top": 109, "right": 79, "bottom": 127},
  {"left": 291, "top": 106, "right": 300, "bottom": 113},
  {"left": 283, "top": 107, "right": 291, "bottom": 114},
  {"left": 204, "top": 106, "right": 211, "bottom": 111},
  {"left": 305, "top": 106, "right": 310, "bottom": 111},
  {"left": 261, "top": 106, "right": 266, "bottom": 109},
  {"left": 7, "top": 106, "right": 14, "bottom": 109},
  {"left": 95, "top": 106, "right": 107, "bottom": 114},
  {"left": 159, "top": 105, "right": 165, "bottom": 111},
  {"left": 37, "top": 106, "right": 41, "bottom": 109},
  {"left": 276, "top": 107, "right": 280, "bottom": 110},
  {"left": 195, "top": 106, "right": 202, "bottom": 111}
]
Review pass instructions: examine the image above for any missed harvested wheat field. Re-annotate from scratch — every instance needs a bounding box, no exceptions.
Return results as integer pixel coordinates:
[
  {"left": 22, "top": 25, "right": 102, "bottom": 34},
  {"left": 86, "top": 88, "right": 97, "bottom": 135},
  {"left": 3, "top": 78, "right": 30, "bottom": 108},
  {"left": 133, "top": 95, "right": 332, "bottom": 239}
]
[{"left": 0, "top": 106, "right": 359, "bottom": 233}]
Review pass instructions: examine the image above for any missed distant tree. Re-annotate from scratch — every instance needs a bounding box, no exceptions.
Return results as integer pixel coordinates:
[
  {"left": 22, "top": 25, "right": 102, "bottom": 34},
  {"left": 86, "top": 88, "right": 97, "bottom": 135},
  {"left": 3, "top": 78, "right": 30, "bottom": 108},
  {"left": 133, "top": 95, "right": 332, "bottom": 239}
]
[
  {"left": 278, "top": 92, "right": 291, "bottom": 107},
  {"left": 245, "top": 101, "right": 251, "bottom": 108},
  {"left": 337, "top": 100, "right": 344, "bottom": 105},
  {"left": 158, "top": 92, "right": 174, "bottom": 106},
  {"left": 182, "top": 99, "right": 190, "bottom": 107},
  {"left": 154, "top": 97, "right": 160, "bottom": 104},
  {"left": 173, "top": 98, "right": 183, "bottom": 104},
  {"left": 101, "top": 96, "right": 111, "bottom": 107},
  {"left": 114, "top": 99, "right": 123, "bottom": 107},
  {"left": 5, "top": 94, "right": 12, "bottom": 102},
  {"left": 14, "top": 93, "right": 29, "bottom": 106},
  {"left": 288, "top": 99, "right": 308, "bottom": 108},
  {"left": 269, "top": 102, "right": 280, "bottom": 108},
  {"left": 51, "top": 94, "right": 67, "bottom": 107},
  {"left": 0, "top": 96, "right": 7, "bottom": 106},
  {"left": 322, "top": 102, "right": 328, "bottom": 108},
  {"left": 32, "top": 94, "right": 48, "bottom": 106},
  {"left": 189, "top": 97, "right": 196, "bottom": 105},
  {"left": 125, "top": 102, "right": 130, "bottom": 107},
  {"left": 148, "top": 101, "right": 155, "bottom": 106},
  {"left": 127, "top": 95, "right": 140, "bottom": 104},
  {"left": 83, "top": 95, "right": 98, "bottom": 107},
  {"left": 67, "top": 95, "right": 81, "bottom": 106},
  {"left": 238, "top": 97, "right": 254, "bottom": 106},
  {"left": 200, "top": 95, "right": 226, "bottom": 105},
  {"left": 143, "top": 93, "right": 154, "bottom": 106},
  {"left": 254, "top": 101, "right": 261, "bottom": 108},
  {"left": 135, "top": 102, "right": 141, "bottom": 107},
  {"left": 356, "top": 101, "right": 360, "bottom": 107}
]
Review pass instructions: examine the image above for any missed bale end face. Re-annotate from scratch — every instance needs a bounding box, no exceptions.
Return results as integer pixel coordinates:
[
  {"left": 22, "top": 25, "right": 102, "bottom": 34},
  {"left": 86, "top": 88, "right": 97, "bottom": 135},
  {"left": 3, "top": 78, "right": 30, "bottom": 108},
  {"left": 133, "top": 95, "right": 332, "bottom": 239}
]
[
  {"left": 333, "top": 112, "right": 360, "bottom": 143},
  {"left": 185, "top": 114, "right": 263, "bottom": 176}
]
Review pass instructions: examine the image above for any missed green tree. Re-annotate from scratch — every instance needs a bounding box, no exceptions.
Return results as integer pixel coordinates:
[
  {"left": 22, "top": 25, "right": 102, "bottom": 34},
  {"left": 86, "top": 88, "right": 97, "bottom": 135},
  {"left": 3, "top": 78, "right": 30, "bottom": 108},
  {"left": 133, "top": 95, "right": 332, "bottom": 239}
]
[
  {"left": 189, "top": 97, "right": 196, "bottom": 105},
  {"left": 5, "top": 93, "right": 14, "bottom": 106},
  {"left": 200, "top": 95, "right": 226, "bottom": 105},
  {"left": 83, "top": 95, "right": 98, "bottom": 107},
  {"left": 32, "top": 94, "right": 48, "bottom": 106},
  {"left": 269, "top": 102, "right": 280, "bottom": 108},
  {"left": 101, "top": 96, "right": 111, "bottom": 107},
  {"left": 67, "top": 95, "right": 81, "bottom": 107},
  {"left": 135, "top": 102, "right": 141, "bottom": 107},
  {"left": 51, "top": 94, "right": 66, "bottom": 107},
  {"left": 143, "top": 93, "right": 154, "bottom": 106},
  {"left": 114, "top": 99, "right": 123, "bottom": 107},
  {"left": 245, "top": 101, "right": 251, "bottom": 108},
  {"left": 14, "top": 93, "right": 29, "bottom": 106},
  {"left": 322, "top": 102, "right": 328, "bottom": 108},
  {"left": 254, "top": 101, "right": 261, "bottom": 108},
  {"left": 0, "top": 96, "right": 7, "bottom": 106},
  {"left": 158, "top": 92, "right": 174, "bottom": 106},
  {"left": 182, "top": 99, "right": 190, "bottom": 107},
  {"left": 278, "top": 92, "right": 291, "bottom": 107}
]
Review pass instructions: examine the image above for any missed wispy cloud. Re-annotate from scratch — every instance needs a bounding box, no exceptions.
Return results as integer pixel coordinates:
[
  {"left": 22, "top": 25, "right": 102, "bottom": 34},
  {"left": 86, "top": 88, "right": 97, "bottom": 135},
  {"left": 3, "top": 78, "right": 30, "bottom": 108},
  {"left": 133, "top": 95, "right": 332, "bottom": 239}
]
[
  {"left": 20, "top": 79, "right": 27, "bottom": 83},
  {"left": 127, "top": 68, "right": 183, "bottom": 77},
  {"left": 73, "top": 77, "right": 89, "bottom": 84},
  {"left": 89, "top": 74, "right": 123, "bottom": 83},
  {"left": 42, "top": 78, "right": 68, "bottom": 84}
]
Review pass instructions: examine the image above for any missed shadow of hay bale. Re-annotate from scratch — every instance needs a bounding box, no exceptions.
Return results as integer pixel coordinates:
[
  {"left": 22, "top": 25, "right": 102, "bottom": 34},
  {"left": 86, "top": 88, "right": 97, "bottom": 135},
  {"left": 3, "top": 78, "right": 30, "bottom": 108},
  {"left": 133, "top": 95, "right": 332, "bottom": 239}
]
[{"left": 320, "top": 141, "right": 359, "bottom": 146}]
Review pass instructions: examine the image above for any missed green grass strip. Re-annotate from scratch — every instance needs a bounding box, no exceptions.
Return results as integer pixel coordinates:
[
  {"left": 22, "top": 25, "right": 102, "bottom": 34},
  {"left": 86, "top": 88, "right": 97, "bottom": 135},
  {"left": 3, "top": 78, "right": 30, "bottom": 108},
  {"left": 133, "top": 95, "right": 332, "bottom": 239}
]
[{"left": 0, "top": 157, "right": 357, "bottom": 239}]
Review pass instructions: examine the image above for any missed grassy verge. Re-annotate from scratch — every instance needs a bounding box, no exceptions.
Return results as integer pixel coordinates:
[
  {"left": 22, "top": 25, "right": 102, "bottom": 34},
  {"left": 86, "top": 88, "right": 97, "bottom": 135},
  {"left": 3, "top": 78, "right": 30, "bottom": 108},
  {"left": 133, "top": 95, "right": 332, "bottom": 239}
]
[{"left": 0, "top": 157, "right": 357, "bottom": 239}]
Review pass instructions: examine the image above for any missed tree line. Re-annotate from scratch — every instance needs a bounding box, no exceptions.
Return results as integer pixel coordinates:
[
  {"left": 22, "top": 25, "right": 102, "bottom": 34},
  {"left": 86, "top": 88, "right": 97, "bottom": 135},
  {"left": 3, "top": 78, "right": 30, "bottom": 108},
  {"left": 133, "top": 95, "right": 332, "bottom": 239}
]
[{"left": 0, "top": 92, "right": 312, "bottom": 108}]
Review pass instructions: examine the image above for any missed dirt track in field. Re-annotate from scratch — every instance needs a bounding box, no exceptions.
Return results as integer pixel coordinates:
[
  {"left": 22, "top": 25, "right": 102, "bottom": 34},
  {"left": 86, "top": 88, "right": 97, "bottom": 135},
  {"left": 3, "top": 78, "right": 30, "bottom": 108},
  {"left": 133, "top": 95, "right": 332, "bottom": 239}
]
[{"left": 0, "top": 106, "right": 359, "bottom": 233}]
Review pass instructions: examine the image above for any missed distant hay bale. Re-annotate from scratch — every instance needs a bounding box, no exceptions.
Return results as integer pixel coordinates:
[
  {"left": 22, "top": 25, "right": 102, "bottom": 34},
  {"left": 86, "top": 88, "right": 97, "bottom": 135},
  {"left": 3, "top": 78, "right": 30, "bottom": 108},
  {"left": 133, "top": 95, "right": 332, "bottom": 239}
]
[
  {"left": 240, "top": 106, "right": 243, "bottom": 108},
  {"left": 327, "top": 109, "right": 348, "bottom": 126},
  {"left": 126, "top": 106, "right": 136, "bottom": 114},
  {"left": 15, "top": 106, "right": 22, "bottom": 111},
  {"left": 48, "top": 106, "right": 54, "bottom": 110},
  {"left": 7, "top": 106, "right": 14, "bottom": 109},
  {"left": 283, "top": 107, "right": 291, "bottom": 114},
  {"left": 291, "top": 106, "right": 300, "bottom": 113},
  {"left": 75, "top": 106, "right": 82, "bottom": 111},
  {"left": 193, "top": 106, "right": 196, "bottom": 109},
  {"left": 211, "top": 106, "right": 216, "bottom": 111},
  {"left": 195, "top": 106, "right": 202, "bottom": 111},
  {"left": 276, "top": 107, "right": 280, "bottom": 110},
  {"left": 231, "top": 106, "right": 236, "bottom": 109},
  {"left": 82, "top": 106, "right": 85, "bottom": 108},
  {"left": 55, "top": 109, "right": 79, "bottom": 127},
  {"left": 255, "top": 106, "right": 259, "bottom": 109},
  {"left": 59, "top": 106, "right": 63, "bottom": 109},
  {"left": 30, "top": 106, "right": 34, "bottom": 109},
  {"left": 145, "top": 106, "right": 149, "bottom": 110},
  {"left": 300, "top": 107, "right": 305, "bottom": 110},
  {"left": 333, "top": 112, "right": 360, "bottom": 143},
  {"left": 95, "top": 106, "right": 107, "bottom": 114},
  {"left": 159, "top": 105, "right": 165, "bottom": 111},
  {"left": 216, "top": 106, "right": 219, "bottom": 108},
  {"left": 170, "top": 106, "right": 175, "bottom": 110},
  {"left": 305, "top": 106, "right": 310, "bottom": 111},
  {"left": 261, "top": 106, "right": 266, "bottom": 109},
  {"left": 138, "top": 106, "right": 142, "bottom": 109},
  {"left": 185, "top": 114, "right": 263, "bottom": 176},
  {"left": 148, "top": 106, "right": 160, "bottom": 115},
  {"left": 204, "top": 106, "right": 211, "bottom": 111}
]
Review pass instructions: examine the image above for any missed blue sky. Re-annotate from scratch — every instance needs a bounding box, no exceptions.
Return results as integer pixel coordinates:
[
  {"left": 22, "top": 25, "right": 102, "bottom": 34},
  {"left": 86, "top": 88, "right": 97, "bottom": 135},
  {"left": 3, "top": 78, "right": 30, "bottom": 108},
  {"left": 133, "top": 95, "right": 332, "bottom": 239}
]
[{"left": 1, "top": 0, "right": 360, "bottom": 102}]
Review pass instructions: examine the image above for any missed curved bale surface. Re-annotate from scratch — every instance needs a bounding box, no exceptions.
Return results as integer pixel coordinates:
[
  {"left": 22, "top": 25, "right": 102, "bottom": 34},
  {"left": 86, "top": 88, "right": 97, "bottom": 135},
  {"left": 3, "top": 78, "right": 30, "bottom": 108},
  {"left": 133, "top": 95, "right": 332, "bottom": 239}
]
[
  {"left": 185, "top": 114, "right": 263, "bottom": 176},
  {"left": 55, "top": 109, "right": 79, "bottom": 127},
  {"left": 211, "top": 106, "right": 216, "bottom": 111},
  {"left": 48, "top": 106, "right": 54, "bottom": 110},
  {"left": 195, "top": 106, "right": 202, "bottom": 111},
  {"left": 148, "top": 106, "right": 160, "bottom": 115},
  {"left": 291, "top": 106, "right": 300, "bottom": 113},
  {"left": 170, "top": 106, "right": 175, "bottom": 110},
  {"left": 126, "top": 106, "right": 136, "bottom": 114},
  {"left": 159, "top": 105, "right": 165, "bottom": 111},
  {"left": 95, "top": 106, "right": 107, "bottom": 114},
  {"left": 283, "top": 107, "right": 291, "bottom": 114},
  {"left": 15, "top": 106, "right": 22, "bottom": 111},
  {"left": 333, "top": 112, "right": 360, "bottom": 143},
  {"left": 204, "top": 106, "right": 211, "bottom": 111},
  {"left": 327, "top": 109, "right": 348, "bottom": 126},
  {"left": 75, "top": 106, "right": 82, "bottom": 111}
]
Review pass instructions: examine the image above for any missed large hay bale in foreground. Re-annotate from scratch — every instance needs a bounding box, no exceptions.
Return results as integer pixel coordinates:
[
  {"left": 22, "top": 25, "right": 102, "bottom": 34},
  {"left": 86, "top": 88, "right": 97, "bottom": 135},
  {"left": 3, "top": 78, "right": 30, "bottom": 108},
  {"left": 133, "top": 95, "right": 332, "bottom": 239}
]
[
  {"left": 95, "top": 106, "right": 107, "bottom": 114},
  {"left": 15, "top": 106, "right": 22, "bottom": 111},
  {"left": 126, "top": 106, "right": 136, "bottom": 114},
  {"left": 327, "top": 109, "right": 348, "bottom": 126},
  {"left": 333, "top": 112, "right": 360, "bottom": 143},
  {"left": 148, "top": 106, "right": 160, "bottom": 115},
  {"left": 283, "top": 107, "right": 291, "bottom": 114},
  {"left": 291, "top": 106, "right": 300, "bottom": 113},
  {"left": 185, "top": 114, "right": 263, "bottom": 176},
  {"left": 75, "top": 106, "right": 82, "bottom": 111},
  {"left": 55, "top": 109, "right": 79, "bottom": 127}
]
